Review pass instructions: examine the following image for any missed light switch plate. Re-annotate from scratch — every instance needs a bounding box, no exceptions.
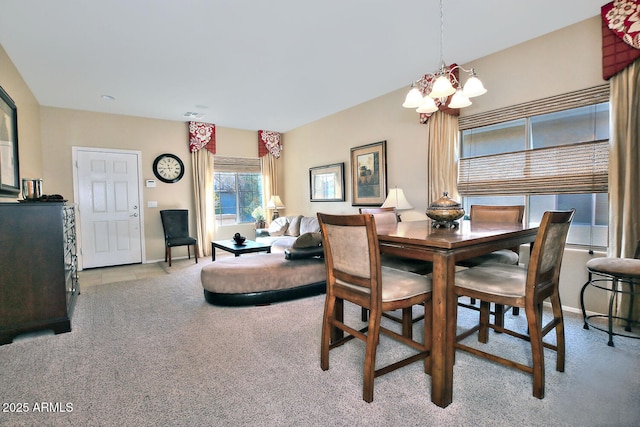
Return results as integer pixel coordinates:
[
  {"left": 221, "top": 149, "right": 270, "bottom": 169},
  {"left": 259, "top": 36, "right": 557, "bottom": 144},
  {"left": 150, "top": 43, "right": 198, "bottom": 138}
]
[{"left": 147, "top": 201, "right": 158, "bottom": 208}]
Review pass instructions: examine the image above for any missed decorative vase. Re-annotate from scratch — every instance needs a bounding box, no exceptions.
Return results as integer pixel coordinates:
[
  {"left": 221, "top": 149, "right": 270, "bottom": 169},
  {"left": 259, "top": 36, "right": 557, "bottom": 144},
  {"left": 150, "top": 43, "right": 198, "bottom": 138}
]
[
  {"left": 426, "top": 192, "right": 465, "bottom": 228},
  {"left": 233, "top": 232, "right": 246, "bottom": 245}
]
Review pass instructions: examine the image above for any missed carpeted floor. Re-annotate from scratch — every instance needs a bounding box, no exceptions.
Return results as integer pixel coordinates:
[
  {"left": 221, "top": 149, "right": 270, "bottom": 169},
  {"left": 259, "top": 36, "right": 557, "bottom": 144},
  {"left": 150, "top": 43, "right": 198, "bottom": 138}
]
[{"left": 0, "top": 258, "right": 638, "bottom": 426}]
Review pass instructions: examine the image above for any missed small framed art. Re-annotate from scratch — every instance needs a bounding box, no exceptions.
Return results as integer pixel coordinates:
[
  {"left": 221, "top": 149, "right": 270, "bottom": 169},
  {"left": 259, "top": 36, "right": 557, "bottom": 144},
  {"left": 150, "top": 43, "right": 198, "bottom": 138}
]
[
  {"left": 350, "top": 140, "right": 387, "bottom": 206},
  {"left": 0, "top": 85, "right": 20, "bottom": 198},
  {"left": 309, "top": 162, "right": 345, "bottom": 202}
]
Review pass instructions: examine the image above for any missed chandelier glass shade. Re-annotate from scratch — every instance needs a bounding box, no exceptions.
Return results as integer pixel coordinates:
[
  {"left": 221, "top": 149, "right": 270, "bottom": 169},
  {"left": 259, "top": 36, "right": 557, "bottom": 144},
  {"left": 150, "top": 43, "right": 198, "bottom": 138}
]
[{"left": 402, "top": 0, "right": 486, "bottom": 113}]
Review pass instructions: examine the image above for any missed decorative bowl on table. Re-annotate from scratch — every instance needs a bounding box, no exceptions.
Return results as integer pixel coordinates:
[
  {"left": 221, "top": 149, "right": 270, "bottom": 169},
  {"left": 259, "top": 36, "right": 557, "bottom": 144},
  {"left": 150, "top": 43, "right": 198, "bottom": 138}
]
[
  {"left": 232, "top": 233, "right": 246, "bottom": 245},
  {"left": 426, "top": 192, "right": 465, "bottom": 229}
]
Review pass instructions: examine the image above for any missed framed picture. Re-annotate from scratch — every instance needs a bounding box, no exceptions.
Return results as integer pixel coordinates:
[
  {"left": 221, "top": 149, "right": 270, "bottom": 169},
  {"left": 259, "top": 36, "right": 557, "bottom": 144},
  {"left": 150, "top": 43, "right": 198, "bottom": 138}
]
[
  {"left": 350, "top": 140, "right": 387, "bottom": 206},
  {"left": 309, "top": 162, "right": 345, "bottom": 202},
  {"left": 0, "top": 85, "right": 19, "bottom": 198}
]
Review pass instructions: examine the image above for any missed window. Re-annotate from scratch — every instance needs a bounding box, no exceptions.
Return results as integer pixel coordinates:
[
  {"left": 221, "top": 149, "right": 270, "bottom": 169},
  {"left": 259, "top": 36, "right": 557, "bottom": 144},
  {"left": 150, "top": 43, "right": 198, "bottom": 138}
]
[
  {"left": 213, "top": 156, "right": 263, "bottom": 226},
  {"left": 458, "top": 85, "right": 610, "bottom": 248}
]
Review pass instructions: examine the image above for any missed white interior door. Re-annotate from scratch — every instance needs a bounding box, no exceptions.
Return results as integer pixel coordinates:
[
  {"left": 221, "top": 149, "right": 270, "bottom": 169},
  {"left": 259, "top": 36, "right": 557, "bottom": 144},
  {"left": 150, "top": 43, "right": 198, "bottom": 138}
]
[{"left": 74, "top": 148, "right": 143, "bottom": 268}]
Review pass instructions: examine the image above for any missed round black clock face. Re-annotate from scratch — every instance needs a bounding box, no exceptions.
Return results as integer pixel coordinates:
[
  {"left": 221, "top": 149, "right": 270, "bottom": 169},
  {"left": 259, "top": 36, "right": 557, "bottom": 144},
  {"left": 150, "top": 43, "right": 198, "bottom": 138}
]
[{"left": 153, "top": 153, "right": 185, "bottom": 183}]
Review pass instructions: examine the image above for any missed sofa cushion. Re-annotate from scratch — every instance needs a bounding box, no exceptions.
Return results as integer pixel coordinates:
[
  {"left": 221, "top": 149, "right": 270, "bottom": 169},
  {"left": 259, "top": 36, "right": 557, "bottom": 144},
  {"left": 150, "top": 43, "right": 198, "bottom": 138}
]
[
  {"left": 299, "top": 216, "right": 321, "bottom": 234},
  {"left": 285, "top": 246, "right": 325, "bottom": 260},
  {"left": 285, "top": 215, "right": 303, "bottom": 237},
  {"left": 201, "top": 253, "right": 325, "bottom": 294},
  {"left": 268, "top": 216, "right": 289, "bottom": 236},
  {"left": 292, "top": 232, "right": 323, "bottom": 248}
]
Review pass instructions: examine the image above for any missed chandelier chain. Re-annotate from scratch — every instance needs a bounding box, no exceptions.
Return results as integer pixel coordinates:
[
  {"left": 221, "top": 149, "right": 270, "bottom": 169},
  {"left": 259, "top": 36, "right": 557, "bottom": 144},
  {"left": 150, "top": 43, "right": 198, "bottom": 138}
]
[{"left": 439, "top": 0, "right": 444, "bottom": 66}]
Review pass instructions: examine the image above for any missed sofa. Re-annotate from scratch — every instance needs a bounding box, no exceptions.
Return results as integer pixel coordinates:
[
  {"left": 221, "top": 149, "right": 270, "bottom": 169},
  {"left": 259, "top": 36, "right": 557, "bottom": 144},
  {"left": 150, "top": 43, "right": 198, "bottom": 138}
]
[
  {"left": 201, "top": 223, "right": 326, "bottom": 306},
  {"left": 256, "top": 215, "right": 321, "bottom": 252}
]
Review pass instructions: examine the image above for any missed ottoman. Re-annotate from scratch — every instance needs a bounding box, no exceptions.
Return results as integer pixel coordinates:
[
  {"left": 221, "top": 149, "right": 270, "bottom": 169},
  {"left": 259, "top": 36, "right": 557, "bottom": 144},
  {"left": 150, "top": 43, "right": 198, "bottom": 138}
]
[{"left": 201, "top": 252, "right": 326, "bottom": 306}]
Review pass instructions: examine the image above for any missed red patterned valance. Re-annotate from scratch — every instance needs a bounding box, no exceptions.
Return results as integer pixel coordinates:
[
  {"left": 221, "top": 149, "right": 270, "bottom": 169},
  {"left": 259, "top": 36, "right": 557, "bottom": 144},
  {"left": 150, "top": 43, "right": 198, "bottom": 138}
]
[
  {"left": 602, "top": 1, "right": 640, "bottom": 79},
  {"left": 418, "top": 64, "right": 461, "bottom": 124},
  {"left": 189, "top": 121, "right": 216, "bottom": 154},
  {"left": 258, "top": 130, "right": 282, "bottom": 158},
  {"left": 604, "top": 0, "right": 640, "bottom": 48}
]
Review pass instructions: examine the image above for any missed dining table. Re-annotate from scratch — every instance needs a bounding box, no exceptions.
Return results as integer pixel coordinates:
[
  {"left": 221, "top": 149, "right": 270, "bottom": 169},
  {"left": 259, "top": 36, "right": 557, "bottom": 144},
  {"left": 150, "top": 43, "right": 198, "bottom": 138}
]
[{"left": 375, "top": 219, "right": 539, "bottom": 408}]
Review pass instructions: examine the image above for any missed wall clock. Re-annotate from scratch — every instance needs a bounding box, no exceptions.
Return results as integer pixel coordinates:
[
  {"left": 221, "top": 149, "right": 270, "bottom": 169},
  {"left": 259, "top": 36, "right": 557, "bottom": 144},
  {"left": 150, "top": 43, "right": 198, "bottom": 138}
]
[{"left": 153, "top": 153, "right": 185, "bottom": 183}]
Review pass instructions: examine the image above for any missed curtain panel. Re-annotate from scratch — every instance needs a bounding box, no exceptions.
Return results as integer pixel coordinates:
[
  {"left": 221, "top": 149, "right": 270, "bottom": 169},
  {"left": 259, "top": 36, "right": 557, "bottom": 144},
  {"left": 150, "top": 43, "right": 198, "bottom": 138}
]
[
  {"left": 188, "top": 121, "right": 216, "bottom": 256},
  {"left": 258, "top": 130, "right": 281, "bottom": 218},
  {"left": 609, "top": 58, "right": 640, "bottom": 322},
  {"left": 426, "top": 111, "right": 459, "bottom": 203}
]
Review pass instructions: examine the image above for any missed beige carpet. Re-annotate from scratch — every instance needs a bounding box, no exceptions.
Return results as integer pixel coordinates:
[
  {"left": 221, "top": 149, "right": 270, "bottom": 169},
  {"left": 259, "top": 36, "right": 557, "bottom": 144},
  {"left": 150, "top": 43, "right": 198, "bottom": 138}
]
[{"left": 1, "top": 258, "right": 639, "bottom": 426}]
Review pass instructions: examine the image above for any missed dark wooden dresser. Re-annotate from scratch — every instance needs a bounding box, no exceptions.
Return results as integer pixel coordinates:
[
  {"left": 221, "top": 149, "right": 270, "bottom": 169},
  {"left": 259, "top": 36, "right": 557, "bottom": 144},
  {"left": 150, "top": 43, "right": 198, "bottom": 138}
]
[{"left": 0, "top": 202, "right": 79, "bottom": 344}]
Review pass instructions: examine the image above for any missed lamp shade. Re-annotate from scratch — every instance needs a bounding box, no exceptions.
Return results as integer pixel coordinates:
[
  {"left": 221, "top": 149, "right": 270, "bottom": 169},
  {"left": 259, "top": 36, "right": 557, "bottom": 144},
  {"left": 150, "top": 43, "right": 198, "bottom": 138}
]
[
  {"left": 462, "top": 71, "right": 487, "bottom": 97},
  {"left": 416, "top": 96, "right": 438, "bottom": 114},
  {"left": 429, "top": 74, "right": 456, "bottom": 98},
  {"left": 381, "top": 188, "right": 413, "bottom": 210},
  {"left": 448, "top": 89, "right": 472, "bottom": 109},
  {"left": 402, "top": 87, "right": 424, "bottom": 109},
  {"left": 266, "top": 195, "right": 285, "bottom": 209}
]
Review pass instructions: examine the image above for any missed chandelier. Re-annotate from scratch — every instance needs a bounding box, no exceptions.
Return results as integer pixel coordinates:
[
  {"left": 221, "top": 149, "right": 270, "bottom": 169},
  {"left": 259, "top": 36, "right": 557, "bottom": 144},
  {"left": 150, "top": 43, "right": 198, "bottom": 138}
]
[{"left": 402, "top": 0, "right": 486, "bottom": 113}]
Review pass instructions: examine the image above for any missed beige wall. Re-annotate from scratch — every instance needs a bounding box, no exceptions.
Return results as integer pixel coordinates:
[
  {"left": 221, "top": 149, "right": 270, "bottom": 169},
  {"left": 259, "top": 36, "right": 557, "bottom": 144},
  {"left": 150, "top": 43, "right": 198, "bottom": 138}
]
[
  {"left": 283, "top": 16, "right": 607, "bottom": 312},
  {"left": 39, "top": 107, "right": 259, "bottom": 262},
  {"left": 0, "top": 44, "right": 42, "bottom": 197},
  {"left": 1, "top": 16, "right": 610, "bottom": 311}
]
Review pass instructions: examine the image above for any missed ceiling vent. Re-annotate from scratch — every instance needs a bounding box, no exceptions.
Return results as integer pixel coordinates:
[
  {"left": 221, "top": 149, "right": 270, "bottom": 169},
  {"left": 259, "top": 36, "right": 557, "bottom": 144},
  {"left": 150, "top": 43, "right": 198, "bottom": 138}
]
[{"left": 184, "top": 112, "right": 204, "bottom": 119}]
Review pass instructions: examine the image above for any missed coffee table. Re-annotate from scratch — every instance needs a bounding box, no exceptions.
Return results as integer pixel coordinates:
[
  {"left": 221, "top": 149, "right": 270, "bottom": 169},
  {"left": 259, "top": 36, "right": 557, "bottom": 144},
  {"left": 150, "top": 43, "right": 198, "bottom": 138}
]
[{"left": 211, "top": 239, "right": 271, "bottom": 261}]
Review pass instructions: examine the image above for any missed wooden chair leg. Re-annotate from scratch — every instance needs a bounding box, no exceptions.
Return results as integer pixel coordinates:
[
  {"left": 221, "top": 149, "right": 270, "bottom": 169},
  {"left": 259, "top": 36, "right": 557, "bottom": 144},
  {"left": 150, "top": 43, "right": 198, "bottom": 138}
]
[
  {"left": 478, "top": 301, "right": 490, "bottom": 343},
  {"left": 363, "top": 310, "right": 381, "bottom": 403},
  {"left": 164, "top": 245, "right": 168, "bottom": 262},
  {"left": 187, "top": 246, "right": 191, "bottom": 260},
  {"left": 331, "top": 298, "right": 344, "bottom": 343},
  {"left": 550, "top": 292, "right": 565, "bottom": 372},
  {"left": 423, "top": 299, "right": 432, "bottom": 375},
  {"left": 321, "top": 294, "right": 336, "bottom": 371},
  {"left": 494, "top": 303, "right": 505, "bottom": 332},
  {"left": 194, "top": 243, "right": 199, "bottom": 263},
  {"left": 168, "top": 247, "right": 172, "bottom": 267},
  {"left": 402, "top": 307, "right": 413, "bottom": 339},
  {"left": 527, "top": 304, "right": 545, "bottom": 399}
]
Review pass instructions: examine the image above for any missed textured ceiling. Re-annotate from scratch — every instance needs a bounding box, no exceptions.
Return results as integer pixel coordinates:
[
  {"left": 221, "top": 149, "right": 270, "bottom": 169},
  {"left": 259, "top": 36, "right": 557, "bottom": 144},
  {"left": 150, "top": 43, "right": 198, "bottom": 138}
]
[{"left": 0, "top": 0, "right": 604, "bottom": 131}]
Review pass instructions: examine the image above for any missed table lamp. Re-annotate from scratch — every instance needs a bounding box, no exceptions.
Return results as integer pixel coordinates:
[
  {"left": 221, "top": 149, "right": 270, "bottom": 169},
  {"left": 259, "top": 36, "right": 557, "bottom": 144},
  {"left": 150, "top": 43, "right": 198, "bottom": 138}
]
[
  {"left": 266, "top": 195, "right": 285, "bottom": 221},
  {"left": 381, "top": 187, "right": 413, "bottom": 221}
]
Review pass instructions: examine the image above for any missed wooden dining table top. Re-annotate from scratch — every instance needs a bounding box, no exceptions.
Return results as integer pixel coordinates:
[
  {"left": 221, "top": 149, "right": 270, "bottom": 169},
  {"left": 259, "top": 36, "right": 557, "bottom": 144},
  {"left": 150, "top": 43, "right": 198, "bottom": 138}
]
[{"left": 375, "top": 219, "right": 539, "bottom": 265}]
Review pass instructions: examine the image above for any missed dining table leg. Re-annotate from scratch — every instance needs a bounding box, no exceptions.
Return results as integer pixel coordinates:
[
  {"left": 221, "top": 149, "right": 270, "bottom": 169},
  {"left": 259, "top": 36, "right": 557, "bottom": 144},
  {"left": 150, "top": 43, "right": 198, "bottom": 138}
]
[{"left": 430, "top": 251, "right": 456, "bottom": 408}]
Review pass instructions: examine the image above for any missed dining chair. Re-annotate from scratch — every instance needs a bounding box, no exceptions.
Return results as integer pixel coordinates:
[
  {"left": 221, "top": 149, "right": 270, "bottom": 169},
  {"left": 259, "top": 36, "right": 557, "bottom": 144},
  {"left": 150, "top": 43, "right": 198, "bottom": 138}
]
[
  {"left": 580, "top": 239, "right": 640, "bottom": 346},
  {"left": 359, "top": 207, "right": 433, "bottom": 338},
  {"left": 317, "top": 212, "right": 432, "bottom": 403},
  {"left": 457, "top": 205, "right": 525, "bottom": 329},
  {"left": 160, "top": 209, "right": 198, "bottom": 267},
  {"left": 454, "top": 209, "right": 575, "bottom": 399}
]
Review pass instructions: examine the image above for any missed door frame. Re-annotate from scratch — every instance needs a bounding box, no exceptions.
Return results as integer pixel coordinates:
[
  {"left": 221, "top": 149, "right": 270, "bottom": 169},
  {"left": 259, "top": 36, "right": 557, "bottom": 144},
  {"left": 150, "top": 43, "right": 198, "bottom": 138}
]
[{"left": 72, "top": 146, "right": 147, "bottom": 270}]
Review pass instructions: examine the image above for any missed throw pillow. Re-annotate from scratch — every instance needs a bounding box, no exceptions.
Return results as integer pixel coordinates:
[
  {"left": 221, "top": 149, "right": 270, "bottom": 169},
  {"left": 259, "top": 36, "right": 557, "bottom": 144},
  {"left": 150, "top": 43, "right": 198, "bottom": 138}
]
[
  {"left": 292, "top": 232, "right": 323, "bottom": 248},
  {"left": 285, "top": 215, "right": 303, "bottom": 237},
  {"left": 268, "top": 217, "right": 289, "bottom": 236},
  {"left": 299, "top": 216, "right": 321, "bottom": 234}
]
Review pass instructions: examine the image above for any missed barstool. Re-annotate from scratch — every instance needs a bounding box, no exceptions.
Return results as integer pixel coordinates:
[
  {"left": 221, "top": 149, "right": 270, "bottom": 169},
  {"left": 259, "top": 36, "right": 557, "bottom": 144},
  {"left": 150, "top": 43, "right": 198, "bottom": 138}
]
[{"left": 580, "top": 240, "right": 640, "bottom": 346}]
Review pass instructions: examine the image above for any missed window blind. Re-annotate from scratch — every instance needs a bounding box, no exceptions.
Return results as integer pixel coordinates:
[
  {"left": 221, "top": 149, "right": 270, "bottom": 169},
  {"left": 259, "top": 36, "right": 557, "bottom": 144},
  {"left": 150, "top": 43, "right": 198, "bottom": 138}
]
[
  {"left": 458, "top": 84, "right": 610, "bottom": 131},
  {"left": 458, "top": 140, "right": 609, "bottom": 196},
  {"left": 213, "top": 156, "right": 261, "bottom": 173}
]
